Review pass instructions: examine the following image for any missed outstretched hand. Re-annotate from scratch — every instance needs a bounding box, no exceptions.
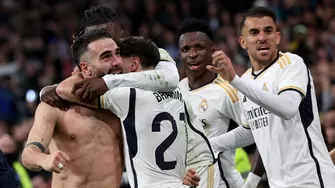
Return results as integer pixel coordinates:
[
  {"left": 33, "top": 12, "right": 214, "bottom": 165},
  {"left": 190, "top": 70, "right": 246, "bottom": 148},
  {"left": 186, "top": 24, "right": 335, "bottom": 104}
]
[
  {"left": 71, "top": 77, "right": 108, "bottom": 102},
  {"left": 206, "top": 50, "right": 237, "bottom": 82}
]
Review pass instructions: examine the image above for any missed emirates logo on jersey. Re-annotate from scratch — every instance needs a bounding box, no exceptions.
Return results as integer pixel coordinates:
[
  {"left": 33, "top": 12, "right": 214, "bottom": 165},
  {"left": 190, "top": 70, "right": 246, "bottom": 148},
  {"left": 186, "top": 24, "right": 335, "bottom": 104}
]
[{"left": 198, "top": 99, "right": 208, "bottom": 113}]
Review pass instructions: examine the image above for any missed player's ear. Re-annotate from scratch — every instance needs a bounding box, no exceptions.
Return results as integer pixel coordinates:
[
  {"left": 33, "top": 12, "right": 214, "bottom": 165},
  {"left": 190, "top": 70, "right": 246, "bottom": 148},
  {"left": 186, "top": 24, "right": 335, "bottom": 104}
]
[
  {"left": 79, "top": 62, "right": 92, "bottom": 76},
  {"left": 130, "top": 56, "right": 140, "bottom": 72},
  {"left": 239, "top": 36, "right": 247, "bottom": 49}
]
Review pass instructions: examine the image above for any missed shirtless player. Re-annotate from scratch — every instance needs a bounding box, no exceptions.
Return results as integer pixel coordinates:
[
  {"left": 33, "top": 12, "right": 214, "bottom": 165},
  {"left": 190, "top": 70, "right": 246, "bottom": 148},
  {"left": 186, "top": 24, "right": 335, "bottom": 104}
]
[
  {"left": 36, "top": 5, "right": 199, "bottom": 187},
  {"left": 22, "top": 30, "right": 123, "bottom": 188}
]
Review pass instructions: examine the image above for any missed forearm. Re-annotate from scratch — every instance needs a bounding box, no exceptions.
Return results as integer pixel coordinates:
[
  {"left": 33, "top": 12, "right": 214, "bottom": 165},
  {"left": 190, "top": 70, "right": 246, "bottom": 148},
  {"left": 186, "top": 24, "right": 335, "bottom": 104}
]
[
  {"left": 230, "top": 76, "right": 302, "bottom": 120},
  {"left": 56, "top": 74, "right": 82, "bottom": 102},
  {"left": 22, "top": 147, "right": 48, "bottom": 171},
  {"left": 103, "top": 61, "right": 179, "bottom": 91},
  {"left": 210, "top": 126, "right": 254, "bottom": 152}
]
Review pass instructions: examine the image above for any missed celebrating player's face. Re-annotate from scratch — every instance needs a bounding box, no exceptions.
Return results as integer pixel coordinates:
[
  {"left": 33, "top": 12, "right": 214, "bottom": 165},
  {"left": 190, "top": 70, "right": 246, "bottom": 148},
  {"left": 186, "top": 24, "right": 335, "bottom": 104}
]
[
  {"left": 85, "top": 38, "right": 122, "bottom": 77},
  {"left": 239, "top": 16, "right": 280, "bottom": 65},
  {"left": 179, "top": 32, "right": 214, "bottom": 75}
]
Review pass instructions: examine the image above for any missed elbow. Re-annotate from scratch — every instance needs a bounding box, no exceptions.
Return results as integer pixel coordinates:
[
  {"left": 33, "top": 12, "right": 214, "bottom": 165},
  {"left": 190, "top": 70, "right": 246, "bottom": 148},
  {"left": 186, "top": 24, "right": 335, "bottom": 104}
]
[
  {"left": 282, "top": 110, "right": 297, "bottom": 120},
  {"left": 21, "top": 150, "right": 42, "bottom": 171},
  {"left": 164, "top": 71, "right": 179, "bottom": 91},
  {"left": 21, "top": 150, "right": 31, "bottom": 169}
]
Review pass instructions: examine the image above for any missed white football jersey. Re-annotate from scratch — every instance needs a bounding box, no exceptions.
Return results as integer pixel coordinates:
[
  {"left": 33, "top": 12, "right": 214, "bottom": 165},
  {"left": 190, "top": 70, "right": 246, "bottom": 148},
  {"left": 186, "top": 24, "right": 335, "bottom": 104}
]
[
  {"left": 179, "top": 76, "right": 244, "bottom": 188},
  {"left": 240, "top": 52, "right": 335, "bottom": 188},
  {"left": 100, "top": 87, "right": 215, "bottom": 188}
]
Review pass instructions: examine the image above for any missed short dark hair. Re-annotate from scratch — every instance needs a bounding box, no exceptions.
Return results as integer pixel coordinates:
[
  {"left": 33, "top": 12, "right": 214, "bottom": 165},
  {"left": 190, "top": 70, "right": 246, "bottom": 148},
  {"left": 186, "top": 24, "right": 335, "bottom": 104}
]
[
  {"left": 73, "top": 6, "right": 117, "bottom": 41},
  {"left": 72, "top": 29, "right": 112, "bottom": 69},
  {"left": 119, "top": 36, "right": 160, "bottom": 68},
  {"left": 240, "top": 7, "right": 277, "bottom": 31},
  {"left": 177, "top": 18, "right": 213, "bottom": 40}
]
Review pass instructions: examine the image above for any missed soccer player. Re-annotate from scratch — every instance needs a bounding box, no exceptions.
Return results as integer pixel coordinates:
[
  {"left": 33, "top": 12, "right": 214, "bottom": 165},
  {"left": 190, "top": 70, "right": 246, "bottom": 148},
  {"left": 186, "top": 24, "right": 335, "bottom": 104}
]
[
  {"left": 177, "top": 18, "right": 246, "bottom": 188},
  {"left": 40, "top": 5, "right": 179, "bottom": 108},
  {"left": 208, "top": 6, "right": 335, "bottom": 188},
  {"left": 39, "top": 6, "right": 201, "bottom": 186},
  {"left": 56, "top": 36, "right": 217, "bottom": 188},
  {"left": 22, "top": 30, "right": 124, "bottom": 188}
]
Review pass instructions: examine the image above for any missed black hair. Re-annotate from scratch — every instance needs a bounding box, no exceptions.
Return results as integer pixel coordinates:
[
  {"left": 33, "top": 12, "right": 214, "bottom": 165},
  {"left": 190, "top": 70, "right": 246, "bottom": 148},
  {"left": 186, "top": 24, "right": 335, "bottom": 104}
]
[
  {"left": 177, "top": 18, "right": 213, "bottom": 40},
  {"left": 240, "top": 6, "right": 277, "bottom": 31},
  {"left": 72, "top": 29, "right": 112, "bottom": 69},
  {"left": 73, "top": 6, "right": 117, "bottom": 41},
  {"left": 119, "top": 36, "right": 160, "bottom": 68}
]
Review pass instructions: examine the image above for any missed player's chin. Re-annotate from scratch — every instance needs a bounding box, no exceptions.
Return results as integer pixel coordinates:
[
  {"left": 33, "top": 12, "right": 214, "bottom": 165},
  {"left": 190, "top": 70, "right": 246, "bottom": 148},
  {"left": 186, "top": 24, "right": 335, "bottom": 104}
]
[{"left": 256, "top": 54, "right": 274, "bottom": 64}]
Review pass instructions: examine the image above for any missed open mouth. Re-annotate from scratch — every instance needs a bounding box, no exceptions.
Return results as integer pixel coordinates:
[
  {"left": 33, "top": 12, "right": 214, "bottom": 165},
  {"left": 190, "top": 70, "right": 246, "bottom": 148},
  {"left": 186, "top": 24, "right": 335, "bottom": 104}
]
[
  {"left": 257, "top": 46, "right": 270, "bottom": 52},
  {"left": 188, "top": 63, "right": 201, "bottom": 71}
]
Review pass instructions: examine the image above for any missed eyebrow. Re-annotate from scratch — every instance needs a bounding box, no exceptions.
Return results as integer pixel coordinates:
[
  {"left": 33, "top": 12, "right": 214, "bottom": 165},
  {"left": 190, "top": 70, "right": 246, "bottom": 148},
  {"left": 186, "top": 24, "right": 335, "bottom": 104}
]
[
  {"left": 99, "top": 50, "right": 113, "bottom": 58},
  {"left": 181, "top": 42, "right": 205, "bottom": 48}
]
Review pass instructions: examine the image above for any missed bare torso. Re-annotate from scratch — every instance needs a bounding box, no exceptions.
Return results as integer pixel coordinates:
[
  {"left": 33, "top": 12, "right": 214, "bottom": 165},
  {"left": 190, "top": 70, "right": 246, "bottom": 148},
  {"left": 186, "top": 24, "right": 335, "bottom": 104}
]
[{"left": 49, "top": 105, "right": 123, "bottom": 188}]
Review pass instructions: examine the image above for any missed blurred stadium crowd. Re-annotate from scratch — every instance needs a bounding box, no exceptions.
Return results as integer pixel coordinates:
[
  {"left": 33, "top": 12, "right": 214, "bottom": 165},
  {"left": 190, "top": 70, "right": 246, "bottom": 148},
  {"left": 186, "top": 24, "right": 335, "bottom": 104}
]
[{"left": 1, "top": 0, "right": 335, "bottom": 187}]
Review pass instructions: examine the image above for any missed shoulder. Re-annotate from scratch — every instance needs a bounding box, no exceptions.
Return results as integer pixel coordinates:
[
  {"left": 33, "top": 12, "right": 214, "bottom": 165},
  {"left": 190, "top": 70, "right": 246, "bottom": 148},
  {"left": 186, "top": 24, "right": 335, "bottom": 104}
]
[
  {"left": 34, "top": 102, "right": 60, "bottom": 121},
  {"left": 178, "top": 78, "right": 189, "bottom": 90},
  {"left": 277, "top": 52, "right": 305, "bottom": 69},
  {"left": 211, "top": 76, "right": 239, "bottom": 104},
  {"left": 36, "top": 102, "right": 59, "bottom": 113},
  {"left": 241, "top": 68, "right": 252, "bottom": 78}
]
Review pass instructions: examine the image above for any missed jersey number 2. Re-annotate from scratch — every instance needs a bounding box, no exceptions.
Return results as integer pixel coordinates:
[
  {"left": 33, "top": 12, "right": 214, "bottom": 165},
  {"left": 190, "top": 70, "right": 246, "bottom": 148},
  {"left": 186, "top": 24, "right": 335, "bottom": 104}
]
[{"left": 152, "top": 112, "right": 184, "bottom": 170}]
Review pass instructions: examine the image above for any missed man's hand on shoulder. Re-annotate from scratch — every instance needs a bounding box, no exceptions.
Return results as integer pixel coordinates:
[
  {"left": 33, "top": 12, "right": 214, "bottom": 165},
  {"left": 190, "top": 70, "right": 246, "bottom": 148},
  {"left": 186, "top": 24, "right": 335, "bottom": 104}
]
[{"left": 71, "top": 77, "right": 108, "bottom": 102}]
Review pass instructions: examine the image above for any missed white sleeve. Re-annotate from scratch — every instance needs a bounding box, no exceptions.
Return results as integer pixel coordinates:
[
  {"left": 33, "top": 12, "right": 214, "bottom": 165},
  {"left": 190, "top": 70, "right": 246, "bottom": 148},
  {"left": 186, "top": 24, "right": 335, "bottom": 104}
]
[
  {"left": 102, "top": 49, "right": 179, "bottom": 92},
  {"left": 230, "top": 54, "right": 307, "bottom": 120},
  {"left": 209, "top": 126, "right": 254, "bottom": 153},
  {"left": 99, "top": 87, "right": 130, "bottom": 119}
]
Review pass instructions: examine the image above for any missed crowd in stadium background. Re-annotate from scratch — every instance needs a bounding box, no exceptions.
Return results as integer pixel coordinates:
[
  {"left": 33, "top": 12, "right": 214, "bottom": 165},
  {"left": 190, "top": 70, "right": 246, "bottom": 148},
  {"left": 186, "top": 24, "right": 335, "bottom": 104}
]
[{"left": 0, "top": 0, "right": 335, "bottom": 187}]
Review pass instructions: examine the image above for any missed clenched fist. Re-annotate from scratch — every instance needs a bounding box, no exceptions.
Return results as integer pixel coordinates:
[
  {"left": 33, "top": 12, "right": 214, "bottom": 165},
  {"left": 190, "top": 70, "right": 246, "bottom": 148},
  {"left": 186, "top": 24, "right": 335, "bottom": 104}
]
[
  {"left": 42, "top": 150, "right": 70, "bottom": 173},
  {"left": 207, "top": 50, "right": 237, "bottom": 82}
]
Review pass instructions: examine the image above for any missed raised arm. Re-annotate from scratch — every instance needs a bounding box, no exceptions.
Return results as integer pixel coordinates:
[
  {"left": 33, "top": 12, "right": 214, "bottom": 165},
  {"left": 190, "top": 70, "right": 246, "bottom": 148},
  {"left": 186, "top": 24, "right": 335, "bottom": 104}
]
[
  {"left": 209, "top": 51, "right": 307, "bottom": 120},
  {"left": 102, "top": 48, "right": 179, "bottom": 91},
  {"left": 22, "top": 102, "right": 69, "bottom": 173}
]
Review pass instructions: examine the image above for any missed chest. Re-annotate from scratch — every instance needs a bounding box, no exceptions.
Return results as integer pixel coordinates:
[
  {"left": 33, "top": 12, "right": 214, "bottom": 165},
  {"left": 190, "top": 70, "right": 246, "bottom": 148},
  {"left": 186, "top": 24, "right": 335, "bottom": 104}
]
[
  {"left": 188, "top": 91, "right": 229, "bottom": 136},
  {"left": 56, "top": 106, "right": 121, "bottom": 141},
  {"left": 241, "top": 73, "right": 278, "bottom": 131}
]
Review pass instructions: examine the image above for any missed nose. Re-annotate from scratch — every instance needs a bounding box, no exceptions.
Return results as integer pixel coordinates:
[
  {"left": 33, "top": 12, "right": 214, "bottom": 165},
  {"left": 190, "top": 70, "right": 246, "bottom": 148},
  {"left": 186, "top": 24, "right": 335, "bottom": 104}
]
[
  {"left": 188, "top": 48, "right": 198, "bottom": 58},
  {"left": 258, "top": 31, "right": 267, "bottom": 42},
  {"left": 112, "top": 56, "right": 122, "bottom": 67}
]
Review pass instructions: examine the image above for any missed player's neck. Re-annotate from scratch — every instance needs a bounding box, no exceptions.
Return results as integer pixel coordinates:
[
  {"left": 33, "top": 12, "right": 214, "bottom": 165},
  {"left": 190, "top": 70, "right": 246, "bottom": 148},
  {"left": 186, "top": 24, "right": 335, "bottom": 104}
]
[{"left": 187, "top": 71, "right": 216, "bottom": 90}]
